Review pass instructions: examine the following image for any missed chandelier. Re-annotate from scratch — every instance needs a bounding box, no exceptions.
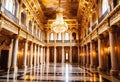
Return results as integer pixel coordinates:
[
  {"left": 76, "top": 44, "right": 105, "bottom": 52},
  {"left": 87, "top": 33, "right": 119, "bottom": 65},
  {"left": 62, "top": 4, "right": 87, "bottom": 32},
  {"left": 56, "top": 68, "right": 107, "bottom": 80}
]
[{"left": 51, "top": 0, "right": 68, "bottom": 33}]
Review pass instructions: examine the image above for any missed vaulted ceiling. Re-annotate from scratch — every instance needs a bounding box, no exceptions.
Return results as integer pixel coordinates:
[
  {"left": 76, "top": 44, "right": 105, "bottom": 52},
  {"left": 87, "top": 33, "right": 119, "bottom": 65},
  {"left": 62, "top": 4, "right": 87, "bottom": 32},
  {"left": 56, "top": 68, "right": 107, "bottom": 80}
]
[
  {"left": 38, "top": 0, "right": 79, "bottom": 23},
  {"left": 26, "top": 0, "right": 96, "bottom": 27}
]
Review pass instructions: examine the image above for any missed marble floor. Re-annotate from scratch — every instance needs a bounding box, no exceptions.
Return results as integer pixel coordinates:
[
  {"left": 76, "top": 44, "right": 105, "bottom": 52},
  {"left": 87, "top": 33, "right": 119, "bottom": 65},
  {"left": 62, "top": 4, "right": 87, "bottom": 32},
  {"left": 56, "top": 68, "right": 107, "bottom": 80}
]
[{"left": 0, "top": 63, "right": 120, "bottom": 82}]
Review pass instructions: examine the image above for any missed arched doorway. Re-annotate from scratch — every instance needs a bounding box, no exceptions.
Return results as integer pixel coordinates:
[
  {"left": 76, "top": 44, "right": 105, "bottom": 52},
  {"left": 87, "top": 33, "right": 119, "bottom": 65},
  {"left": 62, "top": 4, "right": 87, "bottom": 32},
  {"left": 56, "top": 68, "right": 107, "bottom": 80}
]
[{"left": 65, "top": 52, "right": 69, "bottom": 63}]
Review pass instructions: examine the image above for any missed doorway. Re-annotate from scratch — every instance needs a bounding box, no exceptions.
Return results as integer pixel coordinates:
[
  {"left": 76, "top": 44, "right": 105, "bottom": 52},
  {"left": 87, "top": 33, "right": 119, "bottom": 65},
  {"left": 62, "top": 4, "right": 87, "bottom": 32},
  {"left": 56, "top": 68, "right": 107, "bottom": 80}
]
[
  {"left": 65, "top": 52, "right": 69, "bottom": 63},
  {"left": 0, "top": 50, "right": 9, "bottom": 70}
]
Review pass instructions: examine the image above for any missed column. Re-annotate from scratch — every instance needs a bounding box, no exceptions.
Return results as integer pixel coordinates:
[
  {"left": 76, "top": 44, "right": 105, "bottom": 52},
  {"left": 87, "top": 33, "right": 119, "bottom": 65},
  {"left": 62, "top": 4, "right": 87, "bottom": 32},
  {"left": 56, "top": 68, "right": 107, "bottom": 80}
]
[
  {"left": 83, "top": 45, "right": 86, "bottom": 66},
  {"left": 108, "top": 27, "right": 119, "bottom": 75},
  {"left": 8, "top": 39, "right": 14, "bottom": 69},
  {"left": 43, "top": 47, "right": 46, "bottom": 64},
  {"left": 97, "top": 34, "right": 105, "bottom": 71},
  {"left": 47, "top": 46, "right": 49, "bottom": 64},
  {"left": 30, "top": 42, "right": 33, "bottom": 68},
  {"left": 62, "top": 46, "right": 64, "bottom": 63},
  {"left": 37, "top": 45, "right": 40, "bottom": 66},
  {"left": 90, "top": 41, "right": 94, "bottom": 68},
  {"left": 34, "top": 44, "right": 37, "bottom": 67},
  {"left": 54, "top": 46, "right": 56, "bottom": 64},
  {"left": 81, "top": 46, "right": 83, "bottom": 66},
  {"left": 86, "top": 44, "right": 90, "bottom": 67},
  {"left": 40, "top": 46, "right": 43, "bottom": 64},
  {"left": 70, "top": 46, "right": 72, "bottom": 63},
  {"left": 39, "top": 46, "right": 41, "bottom": 64},
  {"left": 78, "top": 46, "right": 79, "bottom": 65},
  {"left": 23, "top": 40, "right": 28, "bottom": 69},
  {"left": 12, "top": 35, "right": 19, "bottom": 74}
]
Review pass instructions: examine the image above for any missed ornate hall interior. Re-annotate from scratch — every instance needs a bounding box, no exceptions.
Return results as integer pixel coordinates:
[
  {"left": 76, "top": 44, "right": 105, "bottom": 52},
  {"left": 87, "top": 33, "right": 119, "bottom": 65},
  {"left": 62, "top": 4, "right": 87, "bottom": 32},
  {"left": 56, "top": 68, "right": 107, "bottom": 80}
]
[{"left": 0, "top": 0, "right": 120, "bottom": 82}]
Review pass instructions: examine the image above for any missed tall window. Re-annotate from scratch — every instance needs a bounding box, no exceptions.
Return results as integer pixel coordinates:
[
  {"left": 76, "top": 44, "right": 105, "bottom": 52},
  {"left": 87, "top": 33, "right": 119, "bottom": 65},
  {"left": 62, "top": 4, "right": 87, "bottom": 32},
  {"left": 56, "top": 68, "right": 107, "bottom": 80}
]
[
  {"left": 21, "top": 12, "right": 26, "bottom": 25},
  {"left": 65, "top": 32, "right": 70, "bottom": 40},
  {"left": 5, "top": 0, "right": 14, "bottom": 13},
  {"left": 50, "top": 32, "right": 54, "bottom": 40},
  {"left": 57, "top": 33, "right": 62, "bottom": 40},
  {"left": 102, "top": 0, "right": 109, "bottom": 14}
]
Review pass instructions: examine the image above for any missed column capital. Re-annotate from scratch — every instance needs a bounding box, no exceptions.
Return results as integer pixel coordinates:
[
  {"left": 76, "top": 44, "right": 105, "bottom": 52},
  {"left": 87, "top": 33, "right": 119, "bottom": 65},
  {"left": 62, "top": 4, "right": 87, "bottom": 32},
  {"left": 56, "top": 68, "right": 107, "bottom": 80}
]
[
  {"left": 12, "top": 34, "right": 20, "bottom": 39},
  {"left": 97, "top": 34, "right": 104, "bottom": 40},
  {"left": 62, "top": 46, "right": 64, "bottom": 48},
  {"left": 108, "top": 25, "right": 119, "bottom": 33},
  {"left": 90, "top": 40, "right": 95, "bottom": 44},
  {"left": 86, "top": 43, "right": 89, "bottom": 46}
]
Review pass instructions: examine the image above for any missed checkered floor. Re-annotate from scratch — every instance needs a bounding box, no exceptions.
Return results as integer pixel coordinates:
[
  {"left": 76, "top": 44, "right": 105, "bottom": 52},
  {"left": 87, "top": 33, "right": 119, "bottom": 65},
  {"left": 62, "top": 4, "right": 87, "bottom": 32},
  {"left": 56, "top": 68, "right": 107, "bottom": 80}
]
[{"left": 0, "top": 63, "right": 116, "bottom": 82}]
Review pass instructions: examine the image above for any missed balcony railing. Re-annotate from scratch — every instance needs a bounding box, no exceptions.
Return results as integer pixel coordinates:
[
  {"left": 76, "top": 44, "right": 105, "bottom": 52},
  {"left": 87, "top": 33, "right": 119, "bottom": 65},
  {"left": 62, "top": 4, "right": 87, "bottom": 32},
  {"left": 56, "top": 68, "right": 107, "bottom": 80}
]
[
  {"left": 46, "top": 40, "right": 79, "bottom": 43},
  {"left": 72, "top": 40, "right": 79, "bottom": 43},
  {"left": 98, "top": 9, "right": 108, "bottom": 23},
  {"left": 49, "top": 40, "right": 55, "bottom": 42},
  {"left": 29, "top": 29, "right": 32, "bottom": 34},
  {"left": 2, "top": 7, "right": 19, "bottom": 24},
  {"left": 92, "top": 22, "right": 97, "bottom": 30},
  {"left": 56, "top": 40, "right": 62, "bottom": 42},
  {"left": 21, "top": 23, "right": 27, "bottom": 30}
]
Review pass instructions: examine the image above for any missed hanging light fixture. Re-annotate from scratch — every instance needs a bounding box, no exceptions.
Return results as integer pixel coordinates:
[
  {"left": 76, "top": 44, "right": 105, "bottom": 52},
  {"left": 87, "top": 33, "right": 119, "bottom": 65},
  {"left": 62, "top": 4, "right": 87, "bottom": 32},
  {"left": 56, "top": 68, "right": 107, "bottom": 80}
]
[{"left": 51, "top": 0, "right": 68, "bottom": 33}]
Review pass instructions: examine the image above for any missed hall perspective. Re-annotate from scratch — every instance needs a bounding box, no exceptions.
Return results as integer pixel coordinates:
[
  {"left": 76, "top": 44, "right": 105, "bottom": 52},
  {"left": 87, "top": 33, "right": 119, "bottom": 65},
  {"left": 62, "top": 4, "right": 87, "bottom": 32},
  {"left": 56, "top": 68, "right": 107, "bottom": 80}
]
[{"left": 0, "top": 0, "right": 120, "bottom": 82}]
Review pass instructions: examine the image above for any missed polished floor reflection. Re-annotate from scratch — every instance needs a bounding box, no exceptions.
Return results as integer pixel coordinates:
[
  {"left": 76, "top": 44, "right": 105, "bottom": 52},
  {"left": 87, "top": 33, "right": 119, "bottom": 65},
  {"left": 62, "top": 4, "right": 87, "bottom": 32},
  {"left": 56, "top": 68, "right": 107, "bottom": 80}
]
[{"left": 0, "top": 63, "right": 119, "bottom": 82}]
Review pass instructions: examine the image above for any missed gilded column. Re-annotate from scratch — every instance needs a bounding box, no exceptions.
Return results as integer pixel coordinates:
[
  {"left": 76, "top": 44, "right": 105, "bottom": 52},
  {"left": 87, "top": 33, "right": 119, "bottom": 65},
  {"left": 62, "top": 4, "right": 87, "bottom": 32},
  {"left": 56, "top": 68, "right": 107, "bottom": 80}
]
[
  {"left": 39, "top": 46, "right": 41, "bottom": 64},
  {"left": 83, "top": 45, "right": 86, "bottom": 66},
  {"left": 43, "top": 47, "right": 46, "bottom": 64},
  {"left": 30, "top": 42, "right": 33, "bottom": 68},
  {"left": 23, "top": 40, "right": 28, "bottom": 69},
  {"left": 40, "top": 46, "right": 43, "bottom": 64},
  {"left": 8, "top": 39, "right": 14, "bottom": 69},
  {"left": 78, "top": 46, "right": 79, "bottom": 65},
  {"left": 90, "top": 41, "right": 94, "bottom": 68},
  {"left": 97, "top": 34, "right": 105, "bottom": 71},
  {"left": 37, "top": 45, "right": 40, "bottom": 66},
  {"left": 12, "top": 35, "right": 19, "bottom": 73},
  {"left": 70, "top": 46, "right": 72, "bottom": 63},
  {"left": 86, "top": 44, "right": 90, "bottom": 67},
  {"left": 108, "top": 26, "right": 119, "bottom": 75},
  {"left": 62, "top": 46, "right": 64, "bottom": 63},
  {"left": 34, "top": 44, "right": 37, "bottom": 67}
]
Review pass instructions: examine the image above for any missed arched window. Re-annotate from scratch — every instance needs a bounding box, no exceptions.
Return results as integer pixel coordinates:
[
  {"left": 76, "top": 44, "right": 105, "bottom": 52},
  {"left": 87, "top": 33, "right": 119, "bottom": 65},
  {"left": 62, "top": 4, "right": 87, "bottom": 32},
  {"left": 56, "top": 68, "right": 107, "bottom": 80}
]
[
  {"left": 102, "top": 0, "right": 109, "bottom": 14},
  {"left": 21, "top": 12, "right": 26, "bottom": 25},
  {"left": 29, "top": 21, "right": 32, "bottom": 31},
  {"left": 5, "top": 0, "right": 14, "bottom": 13},
  {"left": 57, "top": 33, "right": 62, "bottom": 40},
  {"left": 72, "top": 32, "right": 76, "bottom": 40},
  {"left": 50, "top": 32, "right": 54, "bottom": 40},
  {"left": 65, "top": 32, "right": 70, "bottom": 40}
]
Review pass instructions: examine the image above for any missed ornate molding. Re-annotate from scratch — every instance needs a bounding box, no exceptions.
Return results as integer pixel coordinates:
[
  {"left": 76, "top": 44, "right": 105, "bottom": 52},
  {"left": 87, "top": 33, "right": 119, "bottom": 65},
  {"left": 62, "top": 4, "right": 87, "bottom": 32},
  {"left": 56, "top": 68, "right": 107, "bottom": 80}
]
[{"left": 110, "top": 5, "right": 120, "bottom": 26}]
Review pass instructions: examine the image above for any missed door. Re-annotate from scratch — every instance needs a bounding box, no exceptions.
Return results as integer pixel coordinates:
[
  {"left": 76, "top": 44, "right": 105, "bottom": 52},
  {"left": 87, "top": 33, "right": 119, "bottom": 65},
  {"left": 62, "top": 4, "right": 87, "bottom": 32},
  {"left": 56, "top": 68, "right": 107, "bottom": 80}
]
[{"left": 0, "top": 50, "right": 9, "bottom": 70}]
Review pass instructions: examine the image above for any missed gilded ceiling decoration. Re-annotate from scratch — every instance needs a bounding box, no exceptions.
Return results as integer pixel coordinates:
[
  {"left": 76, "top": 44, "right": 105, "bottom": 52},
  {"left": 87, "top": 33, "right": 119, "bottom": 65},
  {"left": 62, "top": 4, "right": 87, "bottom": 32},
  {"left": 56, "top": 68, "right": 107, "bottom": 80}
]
[{"left": 38, "top": 0, "right": 79, "bottom": 23}]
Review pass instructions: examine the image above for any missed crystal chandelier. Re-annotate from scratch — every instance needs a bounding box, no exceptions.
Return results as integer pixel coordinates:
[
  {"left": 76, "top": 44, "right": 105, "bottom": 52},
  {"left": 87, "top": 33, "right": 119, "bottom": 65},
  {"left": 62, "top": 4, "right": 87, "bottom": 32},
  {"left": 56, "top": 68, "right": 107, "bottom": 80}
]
[{"left": 51, "top": 0, "right": 68, "bottom": 33}]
